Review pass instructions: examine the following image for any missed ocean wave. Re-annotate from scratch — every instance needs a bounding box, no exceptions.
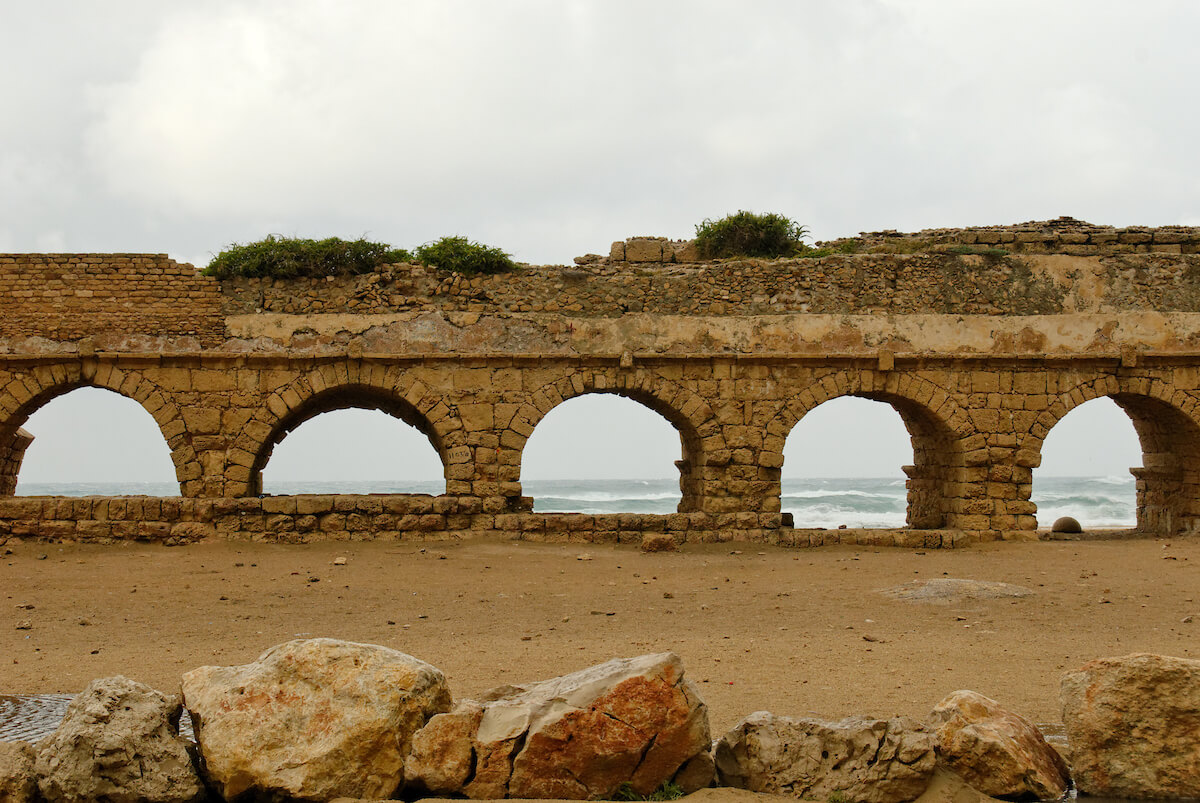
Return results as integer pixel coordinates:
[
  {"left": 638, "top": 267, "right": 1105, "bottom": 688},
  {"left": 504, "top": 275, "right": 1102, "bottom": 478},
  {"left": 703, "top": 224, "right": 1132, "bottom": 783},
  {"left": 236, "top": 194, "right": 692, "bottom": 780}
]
[{"left": 783, "top": 489, "right": 900, "bottom": 500}]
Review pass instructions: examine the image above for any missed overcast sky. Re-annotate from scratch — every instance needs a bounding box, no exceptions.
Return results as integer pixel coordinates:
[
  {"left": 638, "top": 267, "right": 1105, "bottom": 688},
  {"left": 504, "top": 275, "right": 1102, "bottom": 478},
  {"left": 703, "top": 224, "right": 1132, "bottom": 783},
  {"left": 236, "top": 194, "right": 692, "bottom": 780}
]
[{"left": 5, "top": 1, "right": 1190, "bottom": 488}]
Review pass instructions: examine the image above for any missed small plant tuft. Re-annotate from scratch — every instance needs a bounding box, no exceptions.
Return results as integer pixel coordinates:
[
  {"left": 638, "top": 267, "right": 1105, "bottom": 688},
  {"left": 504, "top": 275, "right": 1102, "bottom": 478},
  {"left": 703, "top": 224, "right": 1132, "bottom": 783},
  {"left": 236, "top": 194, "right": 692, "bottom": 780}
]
[
  {"left": 414, "top": 235, "right": 516, "bottom": 276},
  {"left": 203, "top": 235, "right": 411, "bottom": 279},
  {"left": 827, "top": 790, "right": 851, "bottom": 803},
  {"left": 694, "top": 210, "right": 809, "bottom": 259},
  {"left": 614, "top": 780, "right": 686, "bottom": 801}
]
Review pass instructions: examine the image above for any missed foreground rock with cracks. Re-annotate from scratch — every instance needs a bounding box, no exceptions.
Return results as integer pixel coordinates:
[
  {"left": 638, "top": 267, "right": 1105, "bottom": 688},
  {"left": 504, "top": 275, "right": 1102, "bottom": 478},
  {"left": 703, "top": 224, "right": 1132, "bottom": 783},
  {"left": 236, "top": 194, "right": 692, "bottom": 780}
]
[
  {"left": 715, "top": 711, "right": 937, "bottom": 803},
  {"left": 34, "top": 676, "right": 202, "bottom": 803},
  {"left": 0, "top": 740, "right": 38, "bottom": 803},
  {"left": 1061, "top": 652, "right": 1200, "bottom": 799},
  {"left": 406, "top": 652, "right": 712, "bottom": 799},
  {"left": 182, "top": 638, "right": 450, "bottom": 802},
  {"left": 929, "top": 689, "right": 1068, "bottom": 801}
]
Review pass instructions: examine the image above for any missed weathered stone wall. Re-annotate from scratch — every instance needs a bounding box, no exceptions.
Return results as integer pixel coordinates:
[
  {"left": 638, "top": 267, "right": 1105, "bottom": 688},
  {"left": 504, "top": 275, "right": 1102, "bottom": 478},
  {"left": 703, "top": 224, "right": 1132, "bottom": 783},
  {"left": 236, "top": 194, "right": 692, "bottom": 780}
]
[
  {"left": 5, "top": 222, "right": 1200, "bottom": 546},
  {"left": 218, "top": 250, "right": 1200, "bottom": 319},
  {"left": 0, "top": 254, "right": 224, "bottom": 347},
  {"left": 3, "top": 353, "right": 1199, "bottom": 544}
]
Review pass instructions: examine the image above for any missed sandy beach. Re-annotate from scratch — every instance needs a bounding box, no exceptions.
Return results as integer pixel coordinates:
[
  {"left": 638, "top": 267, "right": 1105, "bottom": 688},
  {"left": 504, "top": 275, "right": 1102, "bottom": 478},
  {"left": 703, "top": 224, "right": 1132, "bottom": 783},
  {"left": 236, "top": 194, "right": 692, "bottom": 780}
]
[{"left": 3, "top": 535, "right": 1198, "bottom": 734}]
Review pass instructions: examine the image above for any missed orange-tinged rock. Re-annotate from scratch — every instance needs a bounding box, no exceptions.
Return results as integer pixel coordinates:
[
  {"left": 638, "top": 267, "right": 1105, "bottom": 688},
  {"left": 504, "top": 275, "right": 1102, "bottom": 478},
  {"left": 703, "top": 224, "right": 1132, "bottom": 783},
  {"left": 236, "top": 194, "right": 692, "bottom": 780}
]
[
  {"left": 1062, "top": 653, "right": 1200, "bottom": 799},
  {"left": 406, "top": 652, "right": 711, "bottom": 799},
  {"left": 929, "top": 690, "right": 1068, "bottom": 800},
  {"left": 183, "top": 638, "right": 450, "bottom": 802}
]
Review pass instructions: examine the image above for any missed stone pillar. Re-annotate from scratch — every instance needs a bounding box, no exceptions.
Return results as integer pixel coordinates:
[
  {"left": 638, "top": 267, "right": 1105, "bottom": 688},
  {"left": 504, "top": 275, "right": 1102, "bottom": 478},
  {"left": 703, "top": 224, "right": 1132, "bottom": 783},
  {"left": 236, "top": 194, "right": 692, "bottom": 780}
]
[
  {"left": 0, "top": 428, "right": 33, "bottom": 496},
  {"left": 902, "top": 464, "right": 943, "bottom": 528},
  {"left": 1130, "top": 465, "right": 1194, "bottom": 534}
]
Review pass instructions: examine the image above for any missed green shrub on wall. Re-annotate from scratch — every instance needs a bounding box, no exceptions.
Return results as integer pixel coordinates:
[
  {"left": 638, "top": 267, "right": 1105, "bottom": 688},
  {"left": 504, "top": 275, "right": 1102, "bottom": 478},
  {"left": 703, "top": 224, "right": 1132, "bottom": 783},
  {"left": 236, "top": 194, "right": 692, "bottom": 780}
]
[
  {"left": 203, "top": 236, "right": 412, "bottom": 279},
  {"left": 693, "top": 211, "right": 809, "bottom": 259},
  {"left": 414, "top": 236, "right": 516, "bottom": 275}
]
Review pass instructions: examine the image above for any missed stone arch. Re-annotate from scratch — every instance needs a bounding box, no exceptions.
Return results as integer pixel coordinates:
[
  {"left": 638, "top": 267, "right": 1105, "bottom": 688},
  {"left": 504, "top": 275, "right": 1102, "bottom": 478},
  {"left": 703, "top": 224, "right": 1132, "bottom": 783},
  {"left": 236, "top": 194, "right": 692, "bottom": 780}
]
[
  {"left": 507, "top": 369, "right": 718, "bottom": 513},
  {"left": 1025, "top": 375, "right": 1200, "bottom": 534},
  {"left": 0, "top": 361, "right": 197, "bottom": 495},
  {"left": 770, "top": 370, "right": 979, "bottom": 529},
  {"left": 231, "top": 364, "right": 467, "bottom": 497}
]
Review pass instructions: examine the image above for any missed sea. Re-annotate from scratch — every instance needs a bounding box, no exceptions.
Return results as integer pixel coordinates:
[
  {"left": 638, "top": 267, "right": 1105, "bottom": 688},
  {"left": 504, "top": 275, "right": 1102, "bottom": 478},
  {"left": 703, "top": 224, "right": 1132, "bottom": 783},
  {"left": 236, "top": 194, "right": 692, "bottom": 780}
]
[{"left": 14, "top": 475, "right": 1137, "bottom": 529}]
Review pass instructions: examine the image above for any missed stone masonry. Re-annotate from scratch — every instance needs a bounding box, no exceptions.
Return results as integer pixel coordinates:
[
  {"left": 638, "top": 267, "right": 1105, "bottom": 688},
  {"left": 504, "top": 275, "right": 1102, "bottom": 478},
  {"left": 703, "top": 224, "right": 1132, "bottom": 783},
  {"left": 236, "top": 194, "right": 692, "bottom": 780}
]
[{"left": 4, "top": 220, "right": 1200, "bottom": 546}]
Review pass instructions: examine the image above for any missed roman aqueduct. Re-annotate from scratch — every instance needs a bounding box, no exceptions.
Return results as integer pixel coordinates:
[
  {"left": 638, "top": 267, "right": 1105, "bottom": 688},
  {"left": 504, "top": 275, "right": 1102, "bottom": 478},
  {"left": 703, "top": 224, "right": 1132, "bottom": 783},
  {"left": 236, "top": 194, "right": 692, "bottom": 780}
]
[{"left": 4, "top": 218, "right": 1200, "bottom": 547}]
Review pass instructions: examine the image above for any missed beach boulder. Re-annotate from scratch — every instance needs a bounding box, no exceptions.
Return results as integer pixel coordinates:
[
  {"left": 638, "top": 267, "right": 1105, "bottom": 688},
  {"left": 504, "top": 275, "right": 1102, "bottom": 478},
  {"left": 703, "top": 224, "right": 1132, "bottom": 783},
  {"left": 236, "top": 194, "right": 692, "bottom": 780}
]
[
  {"left": 716, "top": 711, "right": 936, "bottom": 803},
  {"left": 1062, "top": 653, "right": 1200, "bottom": 798},
  {"left": 0, "top": 741, "right": 37, "bottom": 803},
  {"left": 34, "top": 676, "right": 202, "bottom": 803},
  {"left": 929, "top": 690, "right": 1068, "bottom": 800},
  {"left": 406, "top": 652, "right": 711, "bottom": 799},
  {"left": 182, "top": 638, "right": 450, "bottom": 802}
]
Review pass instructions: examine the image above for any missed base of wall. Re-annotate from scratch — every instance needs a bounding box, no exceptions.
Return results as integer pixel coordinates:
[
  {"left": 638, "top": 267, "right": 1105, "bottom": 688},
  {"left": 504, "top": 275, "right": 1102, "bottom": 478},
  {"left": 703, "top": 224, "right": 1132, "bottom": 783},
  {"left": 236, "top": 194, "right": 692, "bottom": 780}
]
[{"left": 0, "top": 494, "right": 1094, "bottom": 549}]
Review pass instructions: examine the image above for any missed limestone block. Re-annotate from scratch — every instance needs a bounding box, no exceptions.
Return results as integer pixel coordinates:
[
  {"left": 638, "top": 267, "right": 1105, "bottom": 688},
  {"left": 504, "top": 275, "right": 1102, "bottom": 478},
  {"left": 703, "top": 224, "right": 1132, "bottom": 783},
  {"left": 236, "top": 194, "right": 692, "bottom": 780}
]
[
  {"left": 929, "top": 690, "right": 1068, "bottom": 800},
  {"left": 180, "top": 407, "right": 221, "bottom": 435},
  {"left": 35, "top": 676, "right": 202, "bottom": 803},
  {"left": 183, "top": 638, "right": 451, "bottom": 801},
  {"left": 624, "top": 238, "right": 665, "bottom": 263},
  {"left": 407, "top": 652, "right": 710, "bottom": 799},
  {"left": 609, "top": 241, "right": 627, "bottom": 261},
  {"left": 716, "top": 711, "right": 936, "bottom": 803},
  {"left": 1062, "top": 653, "right": 1200, "bottom": 798}
]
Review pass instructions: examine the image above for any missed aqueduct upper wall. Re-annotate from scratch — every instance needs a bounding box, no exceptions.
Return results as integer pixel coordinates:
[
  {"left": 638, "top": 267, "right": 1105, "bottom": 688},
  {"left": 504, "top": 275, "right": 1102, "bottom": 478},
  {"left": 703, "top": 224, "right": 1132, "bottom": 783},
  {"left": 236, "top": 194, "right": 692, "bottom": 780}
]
[{"left": 5, "top": 218, "right": 1200, "bottom": 547}]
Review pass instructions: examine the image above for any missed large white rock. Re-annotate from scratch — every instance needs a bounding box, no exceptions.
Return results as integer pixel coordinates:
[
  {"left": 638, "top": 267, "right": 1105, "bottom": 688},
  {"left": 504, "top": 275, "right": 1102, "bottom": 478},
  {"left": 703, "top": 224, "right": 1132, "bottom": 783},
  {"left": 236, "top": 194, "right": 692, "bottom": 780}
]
[
  {"left": 406, "top": 652, "right": 711, "bottom": 799},
  {"left": 929, "top": 690, "right": 1068, "bottom": 800},
  {"left": 1061, "top": 652, "right": 1200, "bottom": 799},
  {"left": 0, "top": 741, "right": 37, "bottom": 803},
  {"left": 183, "top": 638, "right": 450, "bottom": 801},
  {"left": 715, "top": 711, "right": 936, "bottom": 803},
  {"left": 34, "top": 676, "right": 202, "bottom": 803}
]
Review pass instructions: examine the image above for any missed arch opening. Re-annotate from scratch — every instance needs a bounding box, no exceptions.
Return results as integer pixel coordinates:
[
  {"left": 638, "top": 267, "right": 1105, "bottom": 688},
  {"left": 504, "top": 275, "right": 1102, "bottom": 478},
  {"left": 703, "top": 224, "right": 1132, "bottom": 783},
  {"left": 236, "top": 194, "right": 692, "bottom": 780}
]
[
  {"left": 1032, "top": 397, "right": 1139, "bottom": 530},
  {"left": 250, "top": 386, "right": 446, "bottom": 496},
  {"left": 4, "top": 386, "right": 179, "bottom": 496},
  {"left": 781, "top": 393, "right": 962, "bottom": 529},
  {"left": 1032, "top": 393, "right": 1200, "bottom": 534},
  {"left": 520, "top": 393, "right": 693, "bottom": 513}
]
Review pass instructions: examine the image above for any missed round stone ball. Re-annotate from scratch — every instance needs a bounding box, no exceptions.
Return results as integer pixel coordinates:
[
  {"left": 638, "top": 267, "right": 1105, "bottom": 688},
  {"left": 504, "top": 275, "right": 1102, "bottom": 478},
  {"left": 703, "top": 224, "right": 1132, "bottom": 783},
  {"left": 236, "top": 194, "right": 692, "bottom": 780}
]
[{"left": 1051, "top": 516, "right": 1083, "bottom": 534}]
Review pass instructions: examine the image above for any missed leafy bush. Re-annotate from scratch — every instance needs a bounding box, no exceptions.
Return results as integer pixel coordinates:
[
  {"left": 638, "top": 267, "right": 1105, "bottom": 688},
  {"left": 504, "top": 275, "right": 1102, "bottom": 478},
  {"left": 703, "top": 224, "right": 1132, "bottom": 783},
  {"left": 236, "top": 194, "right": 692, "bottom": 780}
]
[
  {"left": 414, "top": 235, "right": 516, "bottom": 275},
  {"left": 203, "top": 235, "right": 411, "bottom": 279},
  {"left": 693, "top": 210, "right": 809, "bottom": 259}
]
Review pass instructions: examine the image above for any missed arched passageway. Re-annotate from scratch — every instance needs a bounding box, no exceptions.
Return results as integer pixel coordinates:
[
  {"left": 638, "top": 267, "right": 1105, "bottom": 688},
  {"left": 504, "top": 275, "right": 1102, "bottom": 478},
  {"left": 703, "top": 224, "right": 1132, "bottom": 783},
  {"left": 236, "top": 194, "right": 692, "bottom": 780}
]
[
  {"left": 520, "top": 394, "right": 685, "bottom": 513},
  {"left": 782, "top": 397, "right": 911, "bottom": 528},
  {"left": 1032, "top": 397, "right": 1139, "bottom": 528},
  {"left": 774, "top": 378, "right": 970, "bottom": 529},
  {"left": 259, "top": 408, "right": 444, "bottom": 494},
  {"left": 1029, "top": 389, "right": 1200, "bottom": 534},
  {"left": 7, "top": 387, "right": 179, "bottom": 496},
  {"left": 248, "top": 386, "right": 446, "bottom": 496}
]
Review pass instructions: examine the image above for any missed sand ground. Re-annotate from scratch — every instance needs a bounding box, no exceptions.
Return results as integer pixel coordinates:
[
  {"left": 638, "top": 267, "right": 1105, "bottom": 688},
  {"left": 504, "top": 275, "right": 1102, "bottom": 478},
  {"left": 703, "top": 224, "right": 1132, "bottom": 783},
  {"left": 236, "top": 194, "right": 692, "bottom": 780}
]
[{"left": 3, "top": 535, "right": 1198, "bottom": 734}]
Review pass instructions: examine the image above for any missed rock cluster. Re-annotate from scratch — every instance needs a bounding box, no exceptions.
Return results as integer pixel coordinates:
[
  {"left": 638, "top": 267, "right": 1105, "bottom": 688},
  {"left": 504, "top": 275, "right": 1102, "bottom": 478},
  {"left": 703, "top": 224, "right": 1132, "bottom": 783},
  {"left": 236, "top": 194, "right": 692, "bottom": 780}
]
[{"left": 8, "top": 646, "right": 1200, "bottom": 802}]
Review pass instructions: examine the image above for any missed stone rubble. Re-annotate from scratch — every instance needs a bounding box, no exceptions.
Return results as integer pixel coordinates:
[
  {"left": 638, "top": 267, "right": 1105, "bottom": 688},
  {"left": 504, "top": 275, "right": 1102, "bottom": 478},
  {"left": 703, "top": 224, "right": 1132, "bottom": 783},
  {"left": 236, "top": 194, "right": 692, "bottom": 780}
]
[
  {"left": 0, "top": 740, "right": 37, "bottom": 803},
  {"left": 1061, "top": 652, "right": 1200, "bottom": 799},
  {"left": 34, "top": 676, "right": 202, "bottom": 803},
  {"left": 182, "top": 638, "right": 450, "bottom": 802},
  {"left": 7, "top": 645, "right": 1200, "bottom": 802},
  {"left": 715, "top": 711, "right": 937, "bottom": 803},
  {"left": 929, "top": 690, "right": 1068, "bottom": 800},
  {"left": 406, "top": 652, "right": 711, "bottom": 800}
]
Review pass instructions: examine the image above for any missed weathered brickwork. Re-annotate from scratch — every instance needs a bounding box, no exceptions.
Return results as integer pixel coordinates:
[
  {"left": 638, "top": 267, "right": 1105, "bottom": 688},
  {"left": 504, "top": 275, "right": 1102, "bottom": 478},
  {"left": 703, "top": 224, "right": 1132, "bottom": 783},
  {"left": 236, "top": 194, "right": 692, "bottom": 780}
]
[
  {"left": 0, "top": 254, "right": 224, "bottom": 347},
  {"left": 4, "top": 222, "right": 1200, "bottom": 546}
]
